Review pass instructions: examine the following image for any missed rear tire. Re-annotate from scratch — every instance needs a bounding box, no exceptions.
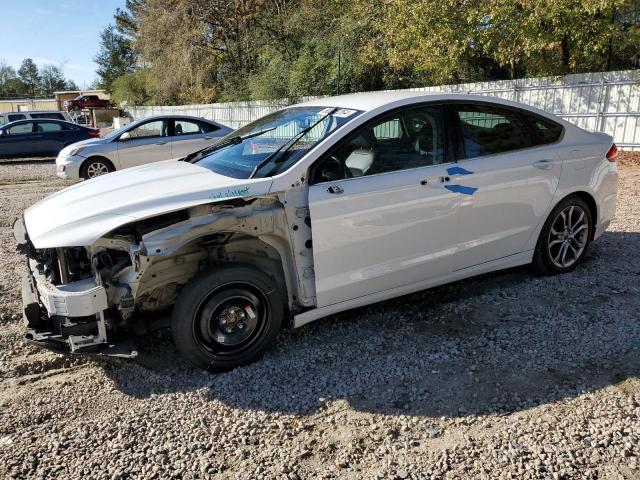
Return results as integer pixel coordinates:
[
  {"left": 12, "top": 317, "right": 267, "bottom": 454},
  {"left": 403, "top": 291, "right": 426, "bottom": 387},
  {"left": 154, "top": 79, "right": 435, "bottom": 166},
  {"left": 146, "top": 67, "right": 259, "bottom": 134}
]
[
  {"left": 171, "top": 264, "right": 284, "bottom": 371},
  {"left": 532, "top": 195, "right": 593, "bottom": 275},
  {"left": 81, "top": 157, "right": 114, "bottom": 180}
]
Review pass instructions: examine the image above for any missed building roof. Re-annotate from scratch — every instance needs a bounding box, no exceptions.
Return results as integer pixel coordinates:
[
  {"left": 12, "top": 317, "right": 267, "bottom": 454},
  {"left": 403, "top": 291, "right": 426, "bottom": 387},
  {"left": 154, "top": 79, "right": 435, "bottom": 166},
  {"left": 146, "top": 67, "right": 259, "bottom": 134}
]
[{"left": 53, "top": 89, "right": 107, "bottom": 95}]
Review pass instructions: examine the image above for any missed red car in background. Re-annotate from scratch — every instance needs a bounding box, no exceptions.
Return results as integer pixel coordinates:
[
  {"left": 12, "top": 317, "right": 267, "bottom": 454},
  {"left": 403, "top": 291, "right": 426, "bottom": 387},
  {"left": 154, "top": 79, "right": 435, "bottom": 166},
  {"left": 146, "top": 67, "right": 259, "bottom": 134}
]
[{"left": 64, "top": 95, "right": 111, "bottom": 111}]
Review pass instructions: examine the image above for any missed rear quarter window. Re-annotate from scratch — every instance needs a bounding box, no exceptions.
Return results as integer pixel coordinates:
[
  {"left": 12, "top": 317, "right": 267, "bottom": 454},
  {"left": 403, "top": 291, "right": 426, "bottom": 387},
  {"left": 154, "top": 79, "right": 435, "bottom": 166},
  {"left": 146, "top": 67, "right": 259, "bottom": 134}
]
[
  {"left": 522, "top": 114, "right": 564, "bottom": 145},
  {"left": 200, "top": 121, "right": 220, "bottom": 133}
]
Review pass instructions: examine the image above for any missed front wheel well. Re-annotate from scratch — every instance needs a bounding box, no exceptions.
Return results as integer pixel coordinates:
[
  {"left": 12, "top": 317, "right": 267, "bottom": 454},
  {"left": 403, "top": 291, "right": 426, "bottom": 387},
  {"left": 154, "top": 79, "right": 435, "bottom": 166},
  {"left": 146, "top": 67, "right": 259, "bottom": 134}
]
[
  {"left": 81, "top": 156, "right": 115, "bottom": 170},
  {"left": 80, "top": 156, "right": 115, "bottom": 178}
]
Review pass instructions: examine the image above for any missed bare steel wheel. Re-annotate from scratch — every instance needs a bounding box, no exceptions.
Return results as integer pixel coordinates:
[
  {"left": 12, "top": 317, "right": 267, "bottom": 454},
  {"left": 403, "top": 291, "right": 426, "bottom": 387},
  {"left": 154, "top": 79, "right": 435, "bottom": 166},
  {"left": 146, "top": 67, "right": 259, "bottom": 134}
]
[
  {"left": 195, "top": 287, "right": 266, "bottom": 354},
  {"left": 81, "top": 158, "right": 113, "bottom": 180},
  {"left": 171, "top": 264, "right": 284, "bottom": 371},
  {"left": 533, "top": 195, "right": 593, "bottom": 274}
]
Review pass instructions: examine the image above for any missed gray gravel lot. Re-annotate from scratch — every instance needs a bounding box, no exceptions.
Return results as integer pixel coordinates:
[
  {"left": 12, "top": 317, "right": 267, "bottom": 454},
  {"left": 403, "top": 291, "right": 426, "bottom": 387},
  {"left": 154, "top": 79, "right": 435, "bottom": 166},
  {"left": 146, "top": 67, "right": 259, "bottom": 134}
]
[{"left": 0, "top": 156, "right": 639, "bottom": 479}]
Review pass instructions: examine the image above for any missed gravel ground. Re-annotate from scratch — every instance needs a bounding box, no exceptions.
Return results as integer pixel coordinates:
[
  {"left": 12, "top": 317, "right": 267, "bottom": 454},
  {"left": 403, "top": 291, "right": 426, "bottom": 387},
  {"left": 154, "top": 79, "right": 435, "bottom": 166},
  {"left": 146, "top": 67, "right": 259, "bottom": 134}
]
[{"left": 0, "top": 155, "right": 639, "bottom": 479}]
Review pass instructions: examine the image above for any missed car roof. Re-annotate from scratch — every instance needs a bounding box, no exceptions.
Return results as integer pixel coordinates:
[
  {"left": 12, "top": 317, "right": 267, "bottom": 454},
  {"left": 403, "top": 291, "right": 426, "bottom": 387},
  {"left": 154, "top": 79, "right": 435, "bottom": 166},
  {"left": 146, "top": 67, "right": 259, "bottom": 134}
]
[
  {"left": 297, "top": 91, "right": 563, "bottom": 122},
  {"left": 2, "top": 110, "right": 68, "bottom": 115},
  {"left": 128, "top": 115, "right": 229, "bottom": 128},
  {"left": 1, "top": 118, "right": 83, "bottom": 128}
]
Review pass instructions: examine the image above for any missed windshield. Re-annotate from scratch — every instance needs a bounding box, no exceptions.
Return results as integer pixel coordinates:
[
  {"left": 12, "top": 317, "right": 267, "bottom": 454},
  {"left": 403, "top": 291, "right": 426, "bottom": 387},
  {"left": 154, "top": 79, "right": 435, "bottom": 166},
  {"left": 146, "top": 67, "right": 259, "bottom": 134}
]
[{"left": 192, "top": 106, "right": 362, "bottom": 179}]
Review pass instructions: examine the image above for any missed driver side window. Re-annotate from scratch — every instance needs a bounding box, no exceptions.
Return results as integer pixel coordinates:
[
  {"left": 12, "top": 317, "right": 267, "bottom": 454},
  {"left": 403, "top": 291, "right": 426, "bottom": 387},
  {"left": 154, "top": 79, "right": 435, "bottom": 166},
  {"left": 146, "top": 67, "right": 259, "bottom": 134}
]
[
  {"left": 311, "top": 104, "right": 446, "bottom": 184},
  {"left": 128, "top": 120, "right": 168, "bottom": 139}
]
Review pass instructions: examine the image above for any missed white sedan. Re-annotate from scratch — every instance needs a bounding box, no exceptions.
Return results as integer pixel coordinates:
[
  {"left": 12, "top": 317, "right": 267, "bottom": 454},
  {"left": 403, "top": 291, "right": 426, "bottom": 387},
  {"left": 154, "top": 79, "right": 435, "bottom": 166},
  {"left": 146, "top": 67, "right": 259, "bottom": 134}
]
[
  {"left": 16, "top": 92, "right": 618, "bottom": 370},
  {"left": 55, "top": 115, "right": 232, "bottom": 179}
]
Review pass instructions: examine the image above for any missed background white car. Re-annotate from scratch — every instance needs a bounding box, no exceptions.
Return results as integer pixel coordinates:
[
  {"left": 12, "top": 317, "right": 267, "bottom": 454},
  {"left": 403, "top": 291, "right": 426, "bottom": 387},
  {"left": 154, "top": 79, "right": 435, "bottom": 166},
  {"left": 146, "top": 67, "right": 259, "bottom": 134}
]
[
  {"left": 18, "top": 92, "right": 618, "bottom": 370},
  {"left": 56, "top": 114, "right": 232, "bottom": 179},
  {"left": 0, "top": 110, "right": 72, "bottom": 126}
]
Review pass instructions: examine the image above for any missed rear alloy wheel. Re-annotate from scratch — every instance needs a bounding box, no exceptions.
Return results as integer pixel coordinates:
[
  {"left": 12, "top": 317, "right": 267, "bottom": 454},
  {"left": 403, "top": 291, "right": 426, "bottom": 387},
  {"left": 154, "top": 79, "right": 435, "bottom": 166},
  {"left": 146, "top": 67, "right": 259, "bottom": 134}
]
[
  {"left": 81, "top": 158, "right": 113, "bottom": 179},
  {"left": 533, "top": 196, "right": 593, "bottom": 274},
  {"left": 171, "top": 265, "right": 284, "bottom": 371}
]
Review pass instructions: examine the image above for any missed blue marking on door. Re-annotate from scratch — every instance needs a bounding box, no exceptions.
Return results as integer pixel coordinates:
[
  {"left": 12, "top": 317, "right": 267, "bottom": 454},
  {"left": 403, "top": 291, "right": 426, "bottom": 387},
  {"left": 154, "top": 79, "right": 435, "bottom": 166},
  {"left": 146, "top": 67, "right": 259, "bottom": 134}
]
[
  {"left": 445, "top": 184, "right": 478, "bottom": 195},
  {"left": 446, "top": 166, "right": 473, "bottom": 176}
]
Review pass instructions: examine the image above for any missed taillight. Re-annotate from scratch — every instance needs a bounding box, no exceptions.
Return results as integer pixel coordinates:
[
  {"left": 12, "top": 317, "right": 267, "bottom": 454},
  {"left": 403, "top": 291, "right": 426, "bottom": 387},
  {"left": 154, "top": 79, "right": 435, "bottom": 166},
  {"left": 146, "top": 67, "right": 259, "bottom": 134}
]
[
  {"left": 88, "top": 129, "right": 100, "bottom": 138},
  {"left": 606, "top": 143, "right": 618, "bottom": 162}
]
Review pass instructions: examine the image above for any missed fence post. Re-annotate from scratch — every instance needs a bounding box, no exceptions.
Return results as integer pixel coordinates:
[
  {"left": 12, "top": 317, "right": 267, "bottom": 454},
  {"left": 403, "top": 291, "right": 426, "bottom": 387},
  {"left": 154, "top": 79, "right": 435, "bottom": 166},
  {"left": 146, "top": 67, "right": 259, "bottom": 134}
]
[{"left": 598, "top": 80, "right": 611, "bottom": 133}]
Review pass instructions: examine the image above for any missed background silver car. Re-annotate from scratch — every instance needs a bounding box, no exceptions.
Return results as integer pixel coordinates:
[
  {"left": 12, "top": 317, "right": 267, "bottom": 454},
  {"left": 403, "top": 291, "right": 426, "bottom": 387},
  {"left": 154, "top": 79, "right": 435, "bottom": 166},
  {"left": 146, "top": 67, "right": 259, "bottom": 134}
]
[{"left": 55, "top": 115, "right": 233, "bottom": 179}]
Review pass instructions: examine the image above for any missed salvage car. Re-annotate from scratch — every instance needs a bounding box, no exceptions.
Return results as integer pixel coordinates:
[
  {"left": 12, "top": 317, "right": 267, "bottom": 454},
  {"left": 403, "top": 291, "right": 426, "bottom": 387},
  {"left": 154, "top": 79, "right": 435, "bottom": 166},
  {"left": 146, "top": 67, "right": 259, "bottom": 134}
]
[
  {"left": 56, "top": 115, "right": 232, "bottom": 179},
  {"left": 14, "top": 92, "right": 618, "bottom": 371}
]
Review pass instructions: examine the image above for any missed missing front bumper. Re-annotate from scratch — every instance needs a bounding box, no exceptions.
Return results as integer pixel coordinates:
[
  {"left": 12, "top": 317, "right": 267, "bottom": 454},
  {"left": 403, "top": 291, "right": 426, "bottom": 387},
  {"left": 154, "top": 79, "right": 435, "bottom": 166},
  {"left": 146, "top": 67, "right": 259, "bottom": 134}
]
[{"left": 21, "top": 267, "right": 110, "bottom": 353}]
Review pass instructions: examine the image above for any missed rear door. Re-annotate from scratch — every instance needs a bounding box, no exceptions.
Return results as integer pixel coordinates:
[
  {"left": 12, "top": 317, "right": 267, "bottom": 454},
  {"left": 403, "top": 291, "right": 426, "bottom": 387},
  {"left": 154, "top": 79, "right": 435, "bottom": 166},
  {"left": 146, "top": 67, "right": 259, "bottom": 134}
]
[
  {"left": 308, "top": 104, "right": 461, "bottom": 308},
  {"left": 170, "top": 119, "right": 221, "bottom": 158},
  {"left": 116, "top": 119, "right": 172, "bottom": 168},
  {"left": 448, "top": 102, "right": 563, "bottom": 270},
  {"left": 36, "top": 121, "right": 71, "bottom": 155}
]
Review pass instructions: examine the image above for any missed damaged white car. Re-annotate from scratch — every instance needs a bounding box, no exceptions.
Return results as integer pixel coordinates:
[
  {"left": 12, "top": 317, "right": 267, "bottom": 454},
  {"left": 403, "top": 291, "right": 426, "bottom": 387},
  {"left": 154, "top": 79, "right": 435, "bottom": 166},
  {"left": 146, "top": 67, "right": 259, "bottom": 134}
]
[{"left": 14, "top": 92, "right": 618, "bottom": 371}]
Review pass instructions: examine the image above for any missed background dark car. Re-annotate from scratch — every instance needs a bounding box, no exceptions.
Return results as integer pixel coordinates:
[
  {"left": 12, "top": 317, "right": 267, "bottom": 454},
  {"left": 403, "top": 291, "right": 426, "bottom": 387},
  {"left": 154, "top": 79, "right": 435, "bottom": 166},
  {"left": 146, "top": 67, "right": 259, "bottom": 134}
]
[
  {"left": 0, "top": 119, "right": 100, "bottom": 158},
  {"left": 64, "top": 95, "right": 111, "bottom": 111}
]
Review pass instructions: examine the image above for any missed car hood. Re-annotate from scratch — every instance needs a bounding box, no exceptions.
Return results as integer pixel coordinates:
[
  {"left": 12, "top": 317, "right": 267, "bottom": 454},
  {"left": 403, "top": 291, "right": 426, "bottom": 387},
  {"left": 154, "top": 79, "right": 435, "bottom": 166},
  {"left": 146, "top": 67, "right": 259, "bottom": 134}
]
[
  {"left": 24, "top": 160, "right": 273, "bottom": 248},
  {"left": 58, "top": 137, "right": 108, "bottom": 156}
]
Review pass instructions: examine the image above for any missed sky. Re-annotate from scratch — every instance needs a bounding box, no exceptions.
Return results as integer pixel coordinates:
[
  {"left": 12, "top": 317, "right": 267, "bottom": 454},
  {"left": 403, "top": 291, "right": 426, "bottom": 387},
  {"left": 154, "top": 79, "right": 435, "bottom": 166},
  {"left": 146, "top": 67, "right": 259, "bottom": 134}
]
[{"left": 0, "top": 0, "right": 127, "bottom": 89}]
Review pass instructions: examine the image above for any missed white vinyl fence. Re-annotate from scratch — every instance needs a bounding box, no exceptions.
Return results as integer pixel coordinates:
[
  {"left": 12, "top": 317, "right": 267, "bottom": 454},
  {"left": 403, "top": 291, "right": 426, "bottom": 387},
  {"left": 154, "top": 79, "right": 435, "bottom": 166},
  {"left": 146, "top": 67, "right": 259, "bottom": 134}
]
[{"left": 127, "top": 69, "right": 640, "bottom": 150}]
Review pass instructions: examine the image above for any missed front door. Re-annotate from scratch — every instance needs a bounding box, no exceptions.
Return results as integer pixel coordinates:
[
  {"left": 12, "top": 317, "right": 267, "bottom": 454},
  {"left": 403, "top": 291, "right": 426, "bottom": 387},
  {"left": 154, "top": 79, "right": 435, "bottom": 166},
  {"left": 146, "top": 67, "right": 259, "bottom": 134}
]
[
  {"left": 449, "top": 103, "right": 563, "bottom": 270},
  {"left": 117, "top": 119, "right": 172, "bottom": 168},
  {"left": 0, "top": 121, "right": 40, "bottom": 157},
  {"left": 308, "top": 104, "right": 460, "bottom": 308}
]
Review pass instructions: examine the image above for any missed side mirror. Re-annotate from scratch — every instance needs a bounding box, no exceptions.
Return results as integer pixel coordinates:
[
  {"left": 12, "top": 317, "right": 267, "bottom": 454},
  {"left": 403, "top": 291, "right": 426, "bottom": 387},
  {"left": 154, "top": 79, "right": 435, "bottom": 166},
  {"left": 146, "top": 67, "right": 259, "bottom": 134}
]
[
  {"left": 0, "top": 130, "right": 6, "bottom": 137},
  {"left": 119, "top": 131, "right": 131, "bottom": 141}
]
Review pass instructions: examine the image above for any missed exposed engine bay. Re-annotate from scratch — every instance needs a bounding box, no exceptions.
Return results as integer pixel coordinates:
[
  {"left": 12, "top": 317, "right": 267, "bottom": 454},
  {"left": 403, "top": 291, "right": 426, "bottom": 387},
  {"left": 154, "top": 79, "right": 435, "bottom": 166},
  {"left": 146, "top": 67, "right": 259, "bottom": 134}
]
[{"left": 15, "top": 191, "right": 316, "bottom": 355}]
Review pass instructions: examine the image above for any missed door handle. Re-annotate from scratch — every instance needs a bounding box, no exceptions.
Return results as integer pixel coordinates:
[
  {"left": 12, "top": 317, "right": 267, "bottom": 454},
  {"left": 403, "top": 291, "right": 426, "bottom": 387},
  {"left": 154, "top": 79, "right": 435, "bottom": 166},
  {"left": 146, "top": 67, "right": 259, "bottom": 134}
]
[
  {"left": 326, "top": 185, "right": 344, "bottom": 194},
  {"left": 533, "top": 159, "right": 554, "bottom": 170},
  {"left": 155, "top": 141, "right": 168, "bottom": 145},
  {"left": 421, "top": 176, "right": 450, "bottom": 185},
  {"left": 204, "top": 136, "right": 213, "bottom": 140}
]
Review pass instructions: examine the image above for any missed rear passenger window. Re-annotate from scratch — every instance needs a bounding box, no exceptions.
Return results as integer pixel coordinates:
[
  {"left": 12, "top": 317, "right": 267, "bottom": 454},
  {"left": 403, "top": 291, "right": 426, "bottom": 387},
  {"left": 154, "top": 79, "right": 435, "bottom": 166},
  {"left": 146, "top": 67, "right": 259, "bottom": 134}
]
[
  {"left": 174, "top": 120, "right": 204, "bottom": 135},
  {"left": 523, "top": 115, "right": 563, "bottom": 145},
  {"left": 8, "top": 114, "right": 26, "bottom": 122},
  {"left": 38, "top": 122, "right": 63, "bottom": 132},
  {"left": 455, "top": 104, "right": 532, "bottom": 158}
]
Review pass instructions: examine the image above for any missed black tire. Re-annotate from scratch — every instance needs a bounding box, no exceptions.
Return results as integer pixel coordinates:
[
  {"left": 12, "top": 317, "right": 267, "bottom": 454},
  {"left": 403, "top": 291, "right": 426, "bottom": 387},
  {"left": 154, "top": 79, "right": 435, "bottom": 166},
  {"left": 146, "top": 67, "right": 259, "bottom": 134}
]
[
  {"left": 171, "top": 264, "right": 284, "bottom": 371},
  {"left": 80, "top": 157, "right": 114, "bottom": 180},
  {"left": 532, "top": 195, "right": 593, "bottom": 275}
]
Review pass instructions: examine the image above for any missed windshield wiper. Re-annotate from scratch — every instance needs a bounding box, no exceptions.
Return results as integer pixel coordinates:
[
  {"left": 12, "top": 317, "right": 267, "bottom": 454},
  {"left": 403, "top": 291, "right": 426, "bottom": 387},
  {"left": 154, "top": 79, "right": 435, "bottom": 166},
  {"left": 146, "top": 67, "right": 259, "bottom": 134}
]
[
  {"left": 183, "top": 126, "right": 278, "bottom": 163},
  {"left": 250, "top": 108, "right": 337, "bottom": 178}
]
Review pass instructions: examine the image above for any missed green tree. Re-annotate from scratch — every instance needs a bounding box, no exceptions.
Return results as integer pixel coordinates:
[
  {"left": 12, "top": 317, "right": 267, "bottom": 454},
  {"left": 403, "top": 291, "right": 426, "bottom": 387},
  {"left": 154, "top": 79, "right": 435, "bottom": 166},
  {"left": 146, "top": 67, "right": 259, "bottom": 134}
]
[
  {"left": 39, "top": 64, "right": 69, "bottom": 96},
  {"left": 0, "top": 60, "right": 26, "bottom": 97},
  {"left": 94, "top": 25, "right": 137, "bottom": 91},
  {"left": 17, "top": 58, "right": 39, "bottom": 97},
  {"left": 100, "top": 0, "right": 640, "bottom": 105}
]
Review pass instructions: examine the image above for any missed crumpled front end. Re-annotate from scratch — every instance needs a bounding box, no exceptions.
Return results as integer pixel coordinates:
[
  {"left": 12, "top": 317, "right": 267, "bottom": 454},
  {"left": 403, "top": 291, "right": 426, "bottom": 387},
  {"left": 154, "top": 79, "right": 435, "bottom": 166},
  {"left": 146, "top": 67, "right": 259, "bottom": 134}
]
[{"left": 13, "top": 216, "right": 132, "bottom": 354}]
